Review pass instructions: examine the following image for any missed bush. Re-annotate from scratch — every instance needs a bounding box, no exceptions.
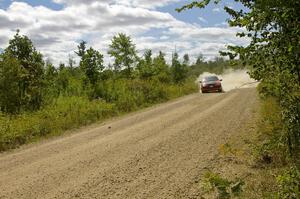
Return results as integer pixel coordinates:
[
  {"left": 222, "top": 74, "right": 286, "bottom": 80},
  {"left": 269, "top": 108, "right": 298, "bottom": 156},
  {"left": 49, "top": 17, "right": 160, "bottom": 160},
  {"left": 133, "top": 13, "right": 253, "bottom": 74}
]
[
  {"left": 95, "top": 78, "right": 198, "bottom": 112},
  {"left": 276, "top": 167, "right": 300, "bottom": 199},
  {"left": 255, "top": 97, "right": 288, "bottom": 165},
  {"left": 0, "top": 78, "right": 198, "bottom": 151},
  {"left": 0, "top": 96, "right": 117, "bottom": 151},
  {"left": 254, "top": 95, "right": 300, "bottom": 198},
  {"left": 201, "top": 172, "right": 245, "bottom": 199}
]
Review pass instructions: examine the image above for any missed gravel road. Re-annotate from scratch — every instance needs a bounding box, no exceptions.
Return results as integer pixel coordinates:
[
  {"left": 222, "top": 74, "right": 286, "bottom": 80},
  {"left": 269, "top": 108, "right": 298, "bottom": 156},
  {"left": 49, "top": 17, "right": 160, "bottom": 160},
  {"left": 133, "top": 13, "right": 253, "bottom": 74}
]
[{"left": 0, "top": 88, "right": 258, "bottom": 199}]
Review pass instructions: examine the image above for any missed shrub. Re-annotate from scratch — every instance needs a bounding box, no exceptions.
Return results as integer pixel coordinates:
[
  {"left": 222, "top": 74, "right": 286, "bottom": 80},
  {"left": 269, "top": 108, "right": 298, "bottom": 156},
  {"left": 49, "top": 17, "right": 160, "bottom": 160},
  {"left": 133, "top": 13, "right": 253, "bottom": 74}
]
[
  {"left": 255, "top": 97, "right": 288, "bottom": 165},
  {"left": 0, "top": 96, "right": 117, "bottom": 151},
  {"left": 0, "top": 78, "right": 198, "bottom": 151},
  {"left": 201, "top": 172, "right": 245, "bottom": 199},
  {"left": 276, "top": 167, "right": 300, "bottom": 199}
]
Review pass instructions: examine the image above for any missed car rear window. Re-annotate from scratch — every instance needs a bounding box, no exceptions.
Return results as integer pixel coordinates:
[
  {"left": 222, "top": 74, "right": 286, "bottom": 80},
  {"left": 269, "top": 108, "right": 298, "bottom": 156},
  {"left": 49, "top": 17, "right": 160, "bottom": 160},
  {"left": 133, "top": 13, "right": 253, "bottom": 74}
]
[{"left": 203, "top": 76, "right": 219, "bottom": 82}]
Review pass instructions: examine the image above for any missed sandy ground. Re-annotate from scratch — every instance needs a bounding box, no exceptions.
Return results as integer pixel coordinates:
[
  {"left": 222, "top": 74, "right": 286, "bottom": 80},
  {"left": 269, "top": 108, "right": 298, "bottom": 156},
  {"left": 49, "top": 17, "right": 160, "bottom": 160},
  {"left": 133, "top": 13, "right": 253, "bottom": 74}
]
[{"left": 0, "top": 88, "right": 258, "bottom": 199}]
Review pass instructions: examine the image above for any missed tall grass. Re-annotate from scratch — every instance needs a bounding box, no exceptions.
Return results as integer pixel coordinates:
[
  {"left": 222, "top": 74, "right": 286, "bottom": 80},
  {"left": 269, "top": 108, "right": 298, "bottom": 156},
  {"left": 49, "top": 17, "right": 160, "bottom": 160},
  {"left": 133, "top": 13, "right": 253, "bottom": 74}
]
[
  {"left": 255, "top": 97, "right": 288, "bottom": 165},
  {"left": 0, "top": 97, "right": 117, "bottom": 151},
  {"left": 254, "top": 96, "right": 300, "bottom": 198},
  {"left": 0, "top": 78, "right": 198, "bottom": 151}
]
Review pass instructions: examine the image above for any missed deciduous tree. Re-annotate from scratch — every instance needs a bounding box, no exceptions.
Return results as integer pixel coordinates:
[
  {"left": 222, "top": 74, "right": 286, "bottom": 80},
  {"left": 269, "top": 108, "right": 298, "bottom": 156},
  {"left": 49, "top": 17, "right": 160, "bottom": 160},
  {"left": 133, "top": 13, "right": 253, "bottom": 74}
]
[
  {"left": 2, "top": 30, "right": 44, "bottom": 112},
  {"left": 108, "top": 33, "right": 138, "bottom": 78},
  {"left": 171, "top": 52, "right": 188, "bottom": 83}
]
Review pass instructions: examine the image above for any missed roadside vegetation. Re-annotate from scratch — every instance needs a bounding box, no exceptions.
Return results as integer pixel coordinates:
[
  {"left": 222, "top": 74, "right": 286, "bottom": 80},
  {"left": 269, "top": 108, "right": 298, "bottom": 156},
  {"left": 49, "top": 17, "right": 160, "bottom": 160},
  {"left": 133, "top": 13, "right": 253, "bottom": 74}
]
[
  {"left": 179, "top": 0, "right": 300, "bottom": 197},
  {"left": 0, "top": 31, "right": 241, "bottom": 151},
  {"left": 188, "top": 55, "right": 245, "bottom": 77}
]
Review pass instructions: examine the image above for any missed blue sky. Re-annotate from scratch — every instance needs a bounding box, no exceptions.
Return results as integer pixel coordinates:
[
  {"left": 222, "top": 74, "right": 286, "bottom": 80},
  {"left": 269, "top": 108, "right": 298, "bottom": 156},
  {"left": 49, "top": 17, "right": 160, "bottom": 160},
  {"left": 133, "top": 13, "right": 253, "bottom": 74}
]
[{"left": 0, "top": 0, "right": 248, "bottom": 64}]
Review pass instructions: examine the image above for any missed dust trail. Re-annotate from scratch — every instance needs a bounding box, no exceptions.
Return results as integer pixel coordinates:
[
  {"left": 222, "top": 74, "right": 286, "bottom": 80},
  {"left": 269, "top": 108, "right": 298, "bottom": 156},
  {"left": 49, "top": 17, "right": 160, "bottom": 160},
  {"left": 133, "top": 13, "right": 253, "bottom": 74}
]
[{"left": 197, "top": 69, "right": 258, "bottom": 92}]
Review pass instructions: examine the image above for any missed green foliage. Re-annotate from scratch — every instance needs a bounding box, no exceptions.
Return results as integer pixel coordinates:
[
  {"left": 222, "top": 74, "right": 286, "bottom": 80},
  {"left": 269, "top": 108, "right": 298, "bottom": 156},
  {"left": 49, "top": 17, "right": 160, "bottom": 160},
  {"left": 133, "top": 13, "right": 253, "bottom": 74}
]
[
  {"left": 201, "top": 172, "right": 245, "bottom": 199},
  {"left": 0, "top": 30, "right": 206, "bottom": 151},
  {"left": 253, "top": 96, "right": 300, "bottom": 198},
  {"left": 54, "top": 66, "right": 85, "bottom": 97},
  {"left": 95, "top": 78, "right": 197, "bottom": 112},
  {"left": 75, "top": 40, "right": 87, "bottom": 58},
  {"left": 152, "top": 51, "right": 172, "bottom": 83},
  {"left": 171, "top": 52, "right": 188, "bottom": 83},
  {"left": 276, "top": 167, "right": 300, "bottom": 199},
  {"left": 0, "top": 79, "right": 197, "bottom": 151},
  {"left": 81, "top": 47, "right": 104, "bottom": 85},
  {"left": 76, "top": 42, "right": 104, "bottom": 86},
  {"left": 144, "top": 49, "right": 152, "bottom": 65},
  {"left": 43, "top": 61, "right": 59, "bottom": 103},
  {"left": 176, "top": 0, "right": 213, "bottom": 12},
  {"left": 189, "top": 56, "right": 244, "bottom": 77},
  {"left": 0, "top": 30, "right": 199, "bottom": 150},
  {"left": 183, "top": 53, "right": 190, "bottom": 66},
  {"left": 255, "top": 97, "right": 288, "bottom": 165},
  {"left": 227, "top": 0, "right": 300, "bottom": 162},
  {"left": 0, "top": 96, "right": 117, "bottom": 151},
  {"left": 108, "top": 33, "right": 138, "bottom": 77},
  {"left": 196, "top": 54, "right": 204, "bottom": 65},
  {"left": 0, "top": 55, "right": 23, "bottom": 113},
  {"left": 0, "top": 31, "right": 44, "bottom": 113},
  {"left": 137, "top": 49, "right": 155, "bottom": 79}
]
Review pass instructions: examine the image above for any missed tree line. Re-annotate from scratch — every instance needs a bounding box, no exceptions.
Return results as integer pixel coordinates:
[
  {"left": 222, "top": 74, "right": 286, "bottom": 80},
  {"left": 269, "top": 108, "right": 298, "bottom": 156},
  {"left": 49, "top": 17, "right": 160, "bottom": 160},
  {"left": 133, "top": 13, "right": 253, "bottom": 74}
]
[
  {"left": 0, "top": 31, "right": 204, "bottom": 114},
  {"left": 0, "top": 29, "right": 239, "bottom": 151}
]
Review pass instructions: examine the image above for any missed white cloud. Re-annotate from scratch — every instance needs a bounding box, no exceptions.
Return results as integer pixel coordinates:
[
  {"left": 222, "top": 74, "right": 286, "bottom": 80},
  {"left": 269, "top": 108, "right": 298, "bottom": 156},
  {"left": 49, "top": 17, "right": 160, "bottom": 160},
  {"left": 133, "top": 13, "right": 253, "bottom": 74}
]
[
  {"left": 0, "top": 1, "right": 247, "bottom": 65},
  {"left": 198, "top": 17, "right": 207, "bottom": 23},
  {"left": 215, "top": 22, "right": 229, "bottom": 27},
  {"left": 52, "top": 0, "right": 180, "bottom": 9},
  {"left": 212, "top": 7, "right": 221, "bottom": 12},
  {"left": 160, "top": 35, "right": 170, "bottom": 40}
]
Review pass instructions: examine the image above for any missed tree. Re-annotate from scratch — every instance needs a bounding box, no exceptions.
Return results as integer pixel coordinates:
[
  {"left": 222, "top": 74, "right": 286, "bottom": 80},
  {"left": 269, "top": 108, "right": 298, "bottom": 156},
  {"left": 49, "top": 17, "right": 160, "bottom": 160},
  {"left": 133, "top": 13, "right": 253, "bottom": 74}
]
[
  {"left": 171, "top": 52, "right": 188, "bottom": 83},
  {"left": 144, "top": 49, "right": 152, "bottom": 65},
  {"left": 81, "top": 47, "right": 104, "bottom": 85},
  {"left": 68, "top": 54, "right": 76, "bottom": 69},
  {"left": 0, "top": 54, "right": 23, "bottom": 113},
  {"left": 196, "top": 54, "right": 204, "bottom": 65},
  {"left": 137, "top": 49, "right": 154, "bottom": 79},
  {"left": 75, "top": 40, "right": 87, "bottom": 59},
  {"left": 43, "top": 60, "right": 60, "bottom": 103},
  {"left": 156, "top": 51, "right": 167, "bottom": 66},
  {"left": 59, "top": 63, "right": 66, "bottom": 71},
  {"left": 183, "top": 54, "right": 190, "bottom": 65},
  {"left": 108, "top": 33, "right": 138, "bottom": 77},
  {"left": 153, "top": 51, "right": 171, "bottom": 83},
  {"left": 2, "top": 31, "right": 44, "bottom": 112},
  {"left": 45, "top": 60, "right": 57, "bottom": 81},
  {"left": 75, "top": 41, "right": 104, "bottom": 86}
]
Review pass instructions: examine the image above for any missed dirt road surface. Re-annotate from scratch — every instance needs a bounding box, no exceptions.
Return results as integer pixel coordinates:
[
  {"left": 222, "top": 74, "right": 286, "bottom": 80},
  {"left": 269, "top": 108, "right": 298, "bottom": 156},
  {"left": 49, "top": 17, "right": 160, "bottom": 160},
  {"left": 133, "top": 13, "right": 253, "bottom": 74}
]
[{"left": 0, "top": 88, "right": 258, "bottom": 199}]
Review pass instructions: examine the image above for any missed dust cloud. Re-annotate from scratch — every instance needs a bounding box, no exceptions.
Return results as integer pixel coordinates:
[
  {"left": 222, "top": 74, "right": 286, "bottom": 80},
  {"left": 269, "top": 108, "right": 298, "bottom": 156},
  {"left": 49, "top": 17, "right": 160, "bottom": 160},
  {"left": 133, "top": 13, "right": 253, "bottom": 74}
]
[{"left": 197, "top": 69, "right": 258, "bottom": 92}]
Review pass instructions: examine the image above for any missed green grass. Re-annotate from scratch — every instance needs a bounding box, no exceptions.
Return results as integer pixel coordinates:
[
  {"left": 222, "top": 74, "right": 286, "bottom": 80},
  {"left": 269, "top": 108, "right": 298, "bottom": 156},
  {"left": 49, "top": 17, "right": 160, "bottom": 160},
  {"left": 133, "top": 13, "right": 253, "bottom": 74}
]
[
  {"left": 235, "top": 96, "right": 299, "bottom": 198},
  {"left": 254, "top": 97, "right": 300, "bottom": 198},
  {"left": 200, "top": 172, "right": 245, "bottom": 199}
]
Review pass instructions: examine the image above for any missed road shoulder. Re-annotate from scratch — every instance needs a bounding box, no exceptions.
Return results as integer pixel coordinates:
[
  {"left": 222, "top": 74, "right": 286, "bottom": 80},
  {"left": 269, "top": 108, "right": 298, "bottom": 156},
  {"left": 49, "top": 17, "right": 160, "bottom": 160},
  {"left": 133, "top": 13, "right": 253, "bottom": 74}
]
[{"left": 193, "top": 92, "right": 279, "bottom": 198}]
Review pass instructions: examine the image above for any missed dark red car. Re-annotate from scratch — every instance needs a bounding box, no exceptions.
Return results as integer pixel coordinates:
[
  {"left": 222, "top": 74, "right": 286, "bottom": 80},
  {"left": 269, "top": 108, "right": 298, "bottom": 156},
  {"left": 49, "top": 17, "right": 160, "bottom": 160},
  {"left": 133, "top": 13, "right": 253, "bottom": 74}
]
[{"left": 200, "top": 76, "right": 223, "bottom": 93}]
